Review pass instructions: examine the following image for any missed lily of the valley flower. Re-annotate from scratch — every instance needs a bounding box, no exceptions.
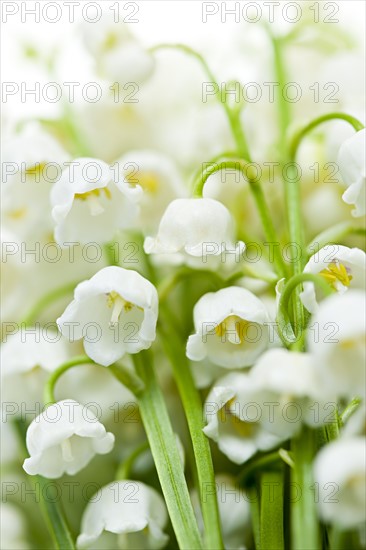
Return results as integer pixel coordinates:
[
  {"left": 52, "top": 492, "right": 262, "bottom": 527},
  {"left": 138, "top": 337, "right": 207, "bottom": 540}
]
[
  {"left": 76, "top": 480, "right": 168, "bottom": 549},
  {"left": 307, "top": 290, "right": 366, "bottom": 399},
  {"left": 300, "top": 245, "right": 366, "bottom": 313},
  {"left": 116, "top": 150, "right": 186, "bottom": 231},
  {"left": 187, "top": 286, "right": 270, "bottom": 368},
  {"left": 337, "top": 128, "right": 366, "bottom": 217},
  {"left": 314, "top": 437, "right": 366, "bottom": 528},
  {"left": 144, "top": 198, "right": 245, "bottom": 268},
  {"left": 57, "top": 266, "right": 158, "bottom": 367},
  {"left": 51, "top": 158, "right": 138, "bottom": 246},
  {"left": 203, "top": 349, "right": 328, "bottom": 464},
  {"left": 82, "top": 15, "right": 154, "bottom": 84},
  {"left": 23, "top": 399, "right": 115, "bottom": 478}
]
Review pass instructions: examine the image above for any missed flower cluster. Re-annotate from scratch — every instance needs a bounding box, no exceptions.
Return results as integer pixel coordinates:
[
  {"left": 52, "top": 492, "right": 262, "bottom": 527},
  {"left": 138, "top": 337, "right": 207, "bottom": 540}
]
[{"left": 2, "top": 5, "right": 365, "bottom": 550}]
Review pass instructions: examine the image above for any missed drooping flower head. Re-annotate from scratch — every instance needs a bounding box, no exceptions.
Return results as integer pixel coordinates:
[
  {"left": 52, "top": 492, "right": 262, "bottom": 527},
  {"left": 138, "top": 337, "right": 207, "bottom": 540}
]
[
  {"left": 337, "top": 128, "right": 366, "bottom": 217},
  {"left": 57, "top": 266, "right": 158, "bottom": 366}
]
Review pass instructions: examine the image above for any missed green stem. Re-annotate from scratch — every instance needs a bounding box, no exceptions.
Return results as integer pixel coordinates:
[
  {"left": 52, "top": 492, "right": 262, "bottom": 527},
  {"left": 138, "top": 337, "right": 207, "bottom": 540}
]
[
  {"left": 159, "top": 306, "right": 224, "bottom": 550},
  {"left": 291, "top": 427, "right": 320, "bottom": 550},
  {"left": 133, "top": 351, "right": 203, "bottom": 550},
  {"left": 22, "top": 282, "right": 79, "bottom": 326},
  {"left": 260, "top": 469, "right": 284, "bottom": 550},
  {"left": 247, "top": 484, "right": 261, "bottom": 550},
  {"left": 307, "top": 222, "right": 366, "bottom": 256},
  {"left": 277, "top": 273, "right": 333, "bottom": 348},
  {"left": 289, "top": 113, "right": 364, "bottom": 160},
  {"left": 44, "top": 356, "right": 144, "bottom": 405}
]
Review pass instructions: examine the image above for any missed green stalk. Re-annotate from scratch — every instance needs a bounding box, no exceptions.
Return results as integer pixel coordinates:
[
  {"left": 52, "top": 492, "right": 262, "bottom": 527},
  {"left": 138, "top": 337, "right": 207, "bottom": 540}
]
[
  {"left": 260, "top": 469, "right": 284, "bottom": 550},
  {"left": 291, "top": 427, "right": 320, "bottom": 550},
  {"left": 159, "top": 307, "right": 224, "bottom": 550},
  {"left": 133, "top": 351, "right": 203, "bottom": 549}
]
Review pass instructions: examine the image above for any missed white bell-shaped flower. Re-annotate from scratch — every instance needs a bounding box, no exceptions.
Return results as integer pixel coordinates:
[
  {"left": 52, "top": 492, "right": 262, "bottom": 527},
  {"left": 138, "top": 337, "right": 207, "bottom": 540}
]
[
  {"left": 187, "top": 286, "right": 270, "bottom": 368},
  {"left": 307, "top": 290, "right": 366, "bottom": 399},
  {"left": 300, "top": 245, "right": 366, "bottom": 313},
  {"left": 313, "top": 437, "right": 366, "bottom": 528},
  {"left": 144, "top": 198, "right": 245, "bottom": 268},
  {"left": 23, "top": 399, "right": 115, "bottom": 478},
  {"left": 203, "top": 371, "right": 282, "bottom": 464},
  {"left": 337, "top": 129, "right": 366, "bottom": 217},
  {"left": 115, "top": 150, "right": 186, "bottom": 232},
  {"left": 76, "top": 480, "right": 168, "bottom": 549},
  {"left": 82, "top": 14, "right": 154, "bottom": 84},
  {"left": 51, "top": 158, "right": 138, "bottom": 246},
  {"left": 57, "top": 266, "right": 158, "bottom": 367}
]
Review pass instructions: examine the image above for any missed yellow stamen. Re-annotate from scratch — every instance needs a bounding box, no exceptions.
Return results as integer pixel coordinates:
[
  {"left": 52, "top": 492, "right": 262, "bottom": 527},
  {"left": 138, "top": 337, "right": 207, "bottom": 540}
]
[
  {"left": 107, "top": 291, "right": 134, "bottom": 326},
  {"left": 219, "top": 398, "right": 254, "bottom": 437},
  {"left": 25, "top": 162, "right": 47, "bottom": 177},
  {"left": 75, "top": 187, "right": 111, "bottom": 216},
  {"left": 319, "top": 261, "right": 353, "bottom": 290},
  {"left": 215, "top": 315, "right": 250, "bottom": 345},
  {"left": 8, "top": 207, "right": 27, "bottom": 219}
]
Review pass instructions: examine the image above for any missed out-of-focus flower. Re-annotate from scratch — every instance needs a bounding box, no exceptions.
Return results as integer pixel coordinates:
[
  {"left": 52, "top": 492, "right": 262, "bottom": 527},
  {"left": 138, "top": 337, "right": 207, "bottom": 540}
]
[
  {"left": 2, "top": 123, "right": 69, "bottom": 240},
  {"left": 51, "top": 158, "right": 138, "bottom": 246},
  {"left": 307, "top": 291, "right": 366, "bottom": 399},
  {"left": 314, "top": 437, "right": 366, "bottom": 528},
  {"left": 82, "top": 15, "right": 154, "bottom": 84},
  {"left": 1, "top": 326, "right": 70, "bottom": 407},
  {"left": 23, "top": 399, "right": 115, "bottom": 478},
  {"left": 144, "top": 198, "right": 245, "bottom": 268},
  {"left": 57, "top": 266, "right": 158, "bottom": 367},
  {"left": 116, "top": 150, "right": 186, "bottom": 232},
  {"left": 0, "top": 504, "right": 29, "bottom": 549},
  {"left": 187, "top": 287, "right": 269, "bottom": 368},
  {"left": 337, "top": 129, "right": 366, "bottom": 217},
  {"left": 300, "top": 245, "right": 366, "bottom": 313},
  {"left": 76, "top": 480, "right": 168, "bottom": 549}
]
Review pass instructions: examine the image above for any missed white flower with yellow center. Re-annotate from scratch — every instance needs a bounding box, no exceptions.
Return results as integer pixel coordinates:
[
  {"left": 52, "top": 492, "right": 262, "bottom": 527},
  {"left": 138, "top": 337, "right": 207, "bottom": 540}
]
[
  {"left": 116, "top": 150, "right": 186, "bottom": 232},
  {"left": 314, "top": 437, "right": 366, "bottom": 529},
  {"left": 203, "top": 372, "right": 282, "bottom": 464},
  {"left": 23, "top": 399, "right": 115, "bottom": 478},
  {"left": 57, "top": 266, "right": 158, "bottom": 367},
  {"left": 337, "top": 129, "right": 366, "bottom": 217},
  {"left": 307, "top": 291, "right": 366, "bottom": 399},
  {"left": 187, "top": 287, "right": 269, "bottom": 368},
  {"left": 51, "top": 158, "right": 138, "bottom": 246},
  {"left": 82, "top": 15, "right": 154, "bottom": 84},
  {"left": 144, "top": 198, "right": 245, "bottom": 268},
  {"left": 76, "top": 480, "right": 168, "bottom": 549},
  {"left": 300, "top": 245, "right": 366, "bottom": 313}
]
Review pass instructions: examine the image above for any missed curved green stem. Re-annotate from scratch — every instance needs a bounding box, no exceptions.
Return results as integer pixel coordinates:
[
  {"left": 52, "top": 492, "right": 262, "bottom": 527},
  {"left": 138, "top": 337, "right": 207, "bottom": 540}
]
[
  {"left": 44, "top": 356, "right": 144, "bottom": 405},
  {"left": 277, "top": 273, "right": 333, "bottom": 348},
  {"left": 158, "top": 268, "right": 223, "bottom": 302},
  {"left": 159, "top": 305, "right": 224, "bottom": 550},
  {"left": 289, "top": 113, "right": 364, "bottom": 160},
  {"left": 22, "top": 281, "right": 79, "bottom": 327},
  {"left": 193, "top": 160, "right": 286, "bottom": 277},
  {"left": 133, "top": 351, "right": 203, "bottom": 549},
  {"left": 307, "top": 222, "right": 366, "bottom": 256}
]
